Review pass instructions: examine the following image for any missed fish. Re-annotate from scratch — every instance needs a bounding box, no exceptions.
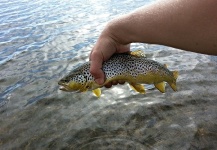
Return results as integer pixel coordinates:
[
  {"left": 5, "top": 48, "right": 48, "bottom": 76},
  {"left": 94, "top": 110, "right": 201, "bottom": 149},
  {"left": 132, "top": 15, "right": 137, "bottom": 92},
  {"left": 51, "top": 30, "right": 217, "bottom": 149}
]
[{"left": 58, "top": 50, "right": 178, "bottom": 97}]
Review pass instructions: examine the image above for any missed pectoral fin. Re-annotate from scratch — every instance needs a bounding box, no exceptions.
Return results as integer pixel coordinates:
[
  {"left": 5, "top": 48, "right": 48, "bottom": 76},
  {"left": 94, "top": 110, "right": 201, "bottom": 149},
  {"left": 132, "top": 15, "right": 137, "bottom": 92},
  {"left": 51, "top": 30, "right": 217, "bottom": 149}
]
[
  {"left": 129, "top": 83, "right": 146, "bottom": 94},
  {"left": 154, "top": 82, "right": 166, "bottom": 93},
  {"left": 92, "top": 88, "right": 101, "bottom": 98},
  {"left": 164, "top": 64, "right": 168, "bottom": 68},
  {"left": 80, "top": 88, "right": 88, "bottom": 92}
]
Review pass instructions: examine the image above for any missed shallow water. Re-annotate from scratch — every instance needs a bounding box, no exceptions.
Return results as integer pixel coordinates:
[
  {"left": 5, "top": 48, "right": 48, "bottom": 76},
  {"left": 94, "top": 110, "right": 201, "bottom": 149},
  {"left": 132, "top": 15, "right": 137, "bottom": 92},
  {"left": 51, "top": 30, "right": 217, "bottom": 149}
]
[{"left": 0, "top": 0, "right": 217, "bottom": 149}]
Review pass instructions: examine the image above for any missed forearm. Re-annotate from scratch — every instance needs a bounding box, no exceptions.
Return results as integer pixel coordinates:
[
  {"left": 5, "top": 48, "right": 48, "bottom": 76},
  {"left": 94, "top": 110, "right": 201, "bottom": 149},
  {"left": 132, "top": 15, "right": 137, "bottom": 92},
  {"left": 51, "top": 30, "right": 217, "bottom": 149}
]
[{"left": 106, "top": 0, "right": 217, "bottom": 55}]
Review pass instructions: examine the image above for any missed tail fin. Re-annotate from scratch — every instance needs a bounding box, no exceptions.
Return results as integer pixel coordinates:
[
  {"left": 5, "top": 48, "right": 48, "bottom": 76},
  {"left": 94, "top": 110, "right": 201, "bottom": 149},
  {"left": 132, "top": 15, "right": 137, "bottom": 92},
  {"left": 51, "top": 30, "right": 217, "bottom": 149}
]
[
  {"left": 168, "top": 71, "right": 179, "bottom": 91},
  {"left": 173, "top": 71, "right": 179, "bottom": 80}
]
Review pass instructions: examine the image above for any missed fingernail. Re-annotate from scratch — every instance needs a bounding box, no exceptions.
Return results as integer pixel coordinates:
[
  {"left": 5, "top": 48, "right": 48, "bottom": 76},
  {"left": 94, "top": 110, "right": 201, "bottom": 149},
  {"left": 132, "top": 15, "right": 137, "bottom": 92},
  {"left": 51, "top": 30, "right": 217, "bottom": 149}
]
[{"left": 95, "top": 78, "right": 104, "bottom": 85}]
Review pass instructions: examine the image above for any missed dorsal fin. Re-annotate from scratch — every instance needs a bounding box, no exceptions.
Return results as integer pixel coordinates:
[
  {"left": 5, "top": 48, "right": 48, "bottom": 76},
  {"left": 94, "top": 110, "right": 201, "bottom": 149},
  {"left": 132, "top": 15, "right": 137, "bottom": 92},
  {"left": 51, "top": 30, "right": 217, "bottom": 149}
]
[{"left": 130, "top": 50, "right": 146, "bottom": 57}]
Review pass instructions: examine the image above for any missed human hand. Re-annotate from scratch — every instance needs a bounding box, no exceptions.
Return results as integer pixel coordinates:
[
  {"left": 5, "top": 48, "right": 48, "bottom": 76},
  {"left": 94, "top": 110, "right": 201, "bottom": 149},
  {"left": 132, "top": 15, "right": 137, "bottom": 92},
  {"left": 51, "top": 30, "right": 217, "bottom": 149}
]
[{"left": 89, "top": 26, "right": 130, "bottom": 86}]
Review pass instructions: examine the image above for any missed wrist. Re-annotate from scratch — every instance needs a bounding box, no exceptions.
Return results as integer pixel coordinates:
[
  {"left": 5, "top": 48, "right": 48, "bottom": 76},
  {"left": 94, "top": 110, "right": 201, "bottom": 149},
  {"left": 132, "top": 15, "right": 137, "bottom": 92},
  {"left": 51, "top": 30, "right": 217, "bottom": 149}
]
[{"left": 104, "top": 15, "right": 134, "bottom": 45}]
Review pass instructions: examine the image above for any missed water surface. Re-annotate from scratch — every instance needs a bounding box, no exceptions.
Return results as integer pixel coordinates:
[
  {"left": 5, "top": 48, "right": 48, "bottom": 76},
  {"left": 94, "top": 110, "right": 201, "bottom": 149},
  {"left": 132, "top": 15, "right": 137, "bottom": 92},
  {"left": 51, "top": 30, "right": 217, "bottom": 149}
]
[{"left": 0, "top": 0, "right": 217, "bottom": 149}]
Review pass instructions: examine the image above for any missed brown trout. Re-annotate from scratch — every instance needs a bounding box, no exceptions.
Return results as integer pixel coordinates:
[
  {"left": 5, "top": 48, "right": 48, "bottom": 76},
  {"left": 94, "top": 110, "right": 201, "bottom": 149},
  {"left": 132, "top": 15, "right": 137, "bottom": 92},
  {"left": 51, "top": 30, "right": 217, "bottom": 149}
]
[{"left": 58, "top": 50, "right": 178, "bottom": 97}]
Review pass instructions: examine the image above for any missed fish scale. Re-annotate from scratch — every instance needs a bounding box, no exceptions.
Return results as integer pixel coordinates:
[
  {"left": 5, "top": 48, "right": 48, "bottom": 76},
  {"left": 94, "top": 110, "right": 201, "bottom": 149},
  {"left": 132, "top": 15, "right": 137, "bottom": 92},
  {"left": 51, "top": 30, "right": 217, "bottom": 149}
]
[{"left": 58, "top": 50, "right": 178, "bottom": 97}]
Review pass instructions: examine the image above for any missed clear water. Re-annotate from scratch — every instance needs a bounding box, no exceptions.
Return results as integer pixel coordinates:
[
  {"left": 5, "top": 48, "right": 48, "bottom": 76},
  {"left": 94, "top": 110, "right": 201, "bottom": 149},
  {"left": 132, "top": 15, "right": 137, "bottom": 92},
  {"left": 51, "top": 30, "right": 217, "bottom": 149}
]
[{"left": 0, "top": 0, "right": 217, "bottom": 149}]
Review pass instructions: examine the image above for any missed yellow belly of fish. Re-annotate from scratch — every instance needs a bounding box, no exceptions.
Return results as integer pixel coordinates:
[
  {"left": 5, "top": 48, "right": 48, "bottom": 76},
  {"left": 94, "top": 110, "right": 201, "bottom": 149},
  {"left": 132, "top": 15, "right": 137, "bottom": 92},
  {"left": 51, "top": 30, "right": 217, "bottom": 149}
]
[
  {"left": 90, "top": 73, "right": 167, "bottom": 97},
  {"left": 105, "top": 73, "right": 165, "bottom": 85}
]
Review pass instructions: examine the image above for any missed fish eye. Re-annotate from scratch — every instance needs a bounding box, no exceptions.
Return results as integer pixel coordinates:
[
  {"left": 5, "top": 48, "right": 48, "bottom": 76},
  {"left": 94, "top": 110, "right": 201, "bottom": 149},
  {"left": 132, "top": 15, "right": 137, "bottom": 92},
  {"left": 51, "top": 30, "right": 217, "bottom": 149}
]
[{"left": 61, "top": 78, "right": 69, "bottom": 83}]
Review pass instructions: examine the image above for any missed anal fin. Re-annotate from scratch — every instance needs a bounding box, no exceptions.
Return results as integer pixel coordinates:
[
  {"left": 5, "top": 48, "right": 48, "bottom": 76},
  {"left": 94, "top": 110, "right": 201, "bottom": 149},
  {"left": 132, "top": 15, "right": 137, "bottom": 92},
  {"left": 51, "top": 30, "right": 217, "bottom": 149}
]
[
  {"left": 168, "top": 82, "right": 177, "bottom": 91},
  {"left": 129, "top": 83, "right": 146, "bottom": 94},
  {"left": 154, "top": 82, "right": 166, "bottom": 93},
  {"left": 92, "top": 88, "right": 101, "bottom": 98}
]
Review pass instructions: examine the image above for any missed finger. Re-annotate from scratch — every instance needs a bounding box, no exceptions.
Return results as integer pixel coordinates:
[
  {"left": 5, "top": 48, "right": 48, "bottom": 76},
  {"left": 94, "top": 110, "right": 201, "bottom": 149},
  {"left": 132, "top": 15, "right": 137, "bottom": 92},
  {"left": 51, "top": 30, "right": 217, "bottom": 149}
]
[
  {"left": 104, "top": 82, "right": 112, "bottom": 88},
  {"left": 89, "top": 50, "right": 105, "bottom": 85},
  {"left": 118, "top": 80, "right": 125, "bottom": 85},
  {"left": 111, "top": 80, "right": 118, "bottom": 85}
]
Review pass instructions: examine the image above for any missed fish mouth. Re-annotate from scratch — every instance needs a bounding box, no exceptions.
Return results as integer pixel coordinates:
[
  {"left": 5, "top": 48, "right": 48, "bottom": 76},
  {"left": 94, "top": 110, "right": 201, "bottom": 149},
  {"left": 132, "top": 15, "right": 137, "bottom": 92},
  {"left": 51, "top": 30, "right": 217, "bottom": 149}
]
[
  {"left": 58, "top": 81, "right": 80, "bottom": 93},
  {"left": 59, "top": 86, "right": 69, "bottom": 91},
  {"left": 58, "top": 81, "right": 70, "bottom": 92},
  {"left": 59, "top": 86, "right": 80, "bottom": 93}
]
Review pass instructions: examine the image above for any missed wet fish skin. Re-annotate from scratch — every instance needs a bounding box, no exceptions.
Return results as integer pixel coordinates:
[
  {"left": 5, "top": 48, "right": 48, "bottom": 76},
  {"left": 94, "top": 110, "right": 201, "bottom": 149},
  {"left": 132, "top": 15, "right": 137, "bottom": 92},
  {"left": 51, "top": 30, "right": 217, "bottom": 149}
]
[{"left": 58, "top": 51, "right": 178, "bottom": 97}]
